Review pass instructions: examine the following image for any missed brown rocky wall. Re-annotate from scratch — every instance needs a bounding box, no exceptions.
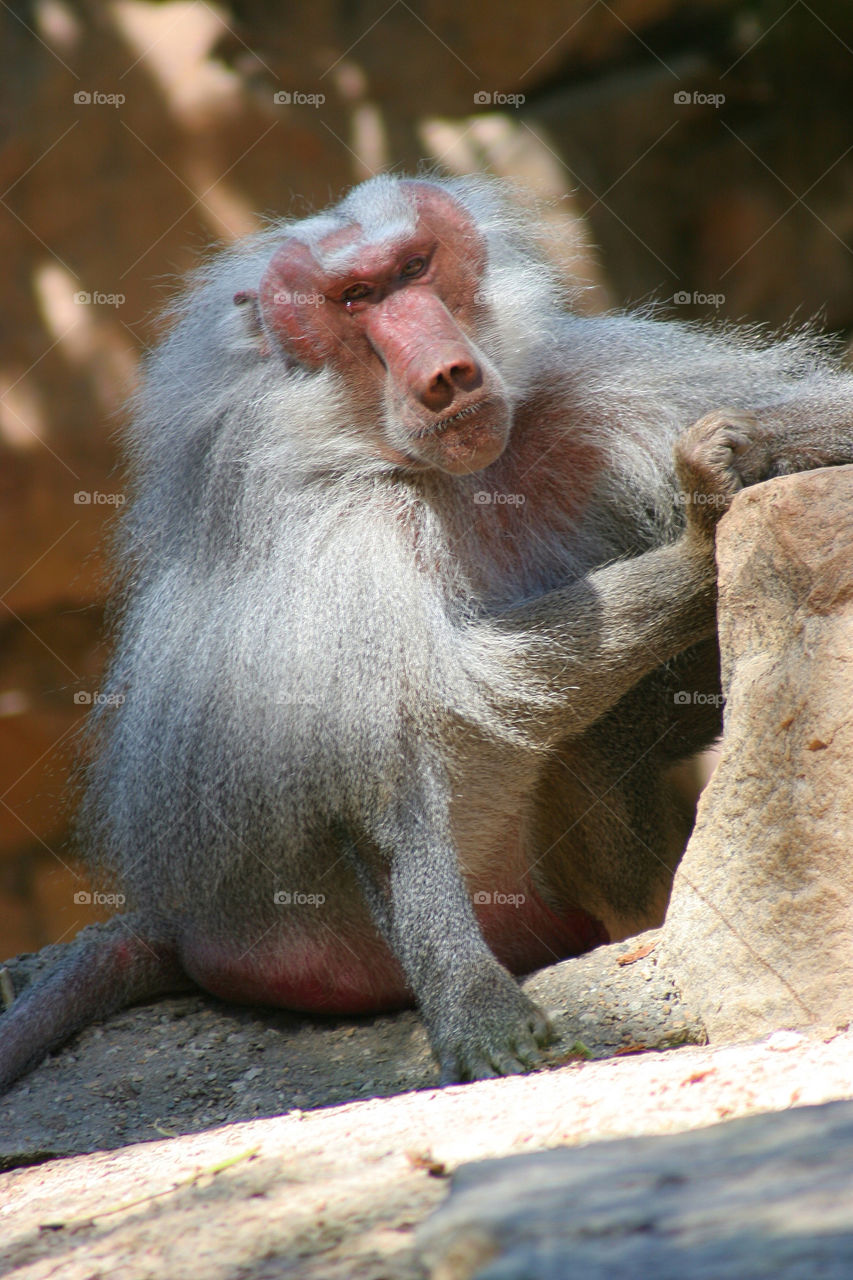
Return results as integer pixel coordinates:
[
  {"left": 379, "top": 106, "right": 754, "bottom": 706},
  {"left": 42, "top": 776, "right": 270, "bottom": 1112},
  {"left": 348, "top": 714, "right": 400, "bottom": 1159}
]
[{"left": 2, "top": 0, "right": 853, "bottom": 951}]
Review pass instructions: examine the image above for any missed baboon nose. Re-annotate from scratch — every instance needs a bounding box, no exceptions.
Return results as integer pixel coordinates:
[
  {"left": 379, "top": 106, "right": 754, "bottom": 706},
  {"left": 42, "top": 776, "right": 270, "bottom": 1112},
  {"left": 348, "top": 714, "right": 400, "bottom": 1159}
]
[{"left": 420, "top": 356, "right": 482, "bottom": 410}]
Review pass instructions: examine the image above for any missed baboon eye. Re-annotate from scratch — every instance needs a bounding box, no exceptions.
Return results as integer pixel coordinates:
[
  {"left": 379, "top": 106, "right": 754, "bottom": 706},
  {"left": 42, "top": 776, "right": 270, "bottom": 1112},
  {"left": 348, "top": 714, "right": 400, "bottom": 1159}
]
[
  {"left": 341, "top": 282, "right": 373, "bottom": 305},
  {"left": 400, "top": 255, "right": 427, "bottom": 279}
]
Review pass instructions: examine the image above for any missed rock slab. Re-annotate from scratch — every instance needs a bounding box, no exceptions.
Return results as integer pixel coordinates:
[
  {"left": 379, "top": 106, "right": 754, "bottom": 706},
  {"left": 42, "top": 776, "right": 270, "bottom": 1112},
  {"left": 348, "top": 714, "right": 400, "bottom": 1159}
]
[{"left": 418, "top": 1097, "right": 853, "bottom": 1279}]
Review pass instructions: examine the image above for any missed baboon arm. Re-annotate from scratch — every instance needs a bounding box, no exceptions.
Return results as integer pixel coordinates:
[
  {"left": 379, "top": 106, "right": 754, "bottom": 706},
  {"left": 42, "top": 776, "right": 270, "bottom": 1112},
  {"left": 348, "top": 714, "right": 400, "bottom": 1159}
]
[
  {"left": 495, "top": 400, "right": 853, "bottom": 742},
  {"left": 361, "top": 782, "right": 551, "bottom": 1083},
  {"left": 496, "top": 536, "right": 717, "bottom": 741},
  {"left": 732, "top": 399, "right": 853, "bottom": 478}
]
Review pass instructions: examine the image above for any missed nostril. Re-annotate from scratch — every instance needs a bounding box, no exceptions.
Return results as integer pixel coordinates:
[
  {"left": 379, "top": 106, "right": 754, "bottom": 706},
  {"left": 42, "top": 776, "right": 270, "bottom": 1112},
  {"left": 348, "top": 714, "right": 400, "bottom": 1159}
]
[
  {"left": 449, "top": 360, "right": 480, "bottom": 390},
  {"left": 421, "top": 370, "right": 455, "bottom": 411}
]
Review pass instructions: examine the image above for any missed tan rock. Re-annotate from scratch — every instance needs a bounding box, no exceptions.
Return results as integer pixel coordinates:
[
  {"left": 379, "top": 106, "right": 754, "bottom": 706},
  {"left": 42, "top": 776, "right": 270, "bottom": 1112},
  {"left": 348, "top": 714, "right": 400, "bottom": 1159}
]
[{"left": 663, "top": 465, "right": 853, "bottom": 1039}]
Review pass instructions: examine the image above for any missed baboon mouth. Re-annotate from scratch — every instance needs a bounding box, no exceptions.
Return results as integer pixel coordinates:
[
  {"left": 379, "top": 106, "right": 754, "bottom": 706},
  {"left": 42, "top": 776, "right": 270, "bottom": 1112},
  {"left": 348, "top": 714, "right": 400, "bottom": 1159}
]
[
  {"left": 418, "top": 401, "right": 487, "bottom": 439},
  {"left": 410, "top": 397, "right": 510, "bottom": 475}
]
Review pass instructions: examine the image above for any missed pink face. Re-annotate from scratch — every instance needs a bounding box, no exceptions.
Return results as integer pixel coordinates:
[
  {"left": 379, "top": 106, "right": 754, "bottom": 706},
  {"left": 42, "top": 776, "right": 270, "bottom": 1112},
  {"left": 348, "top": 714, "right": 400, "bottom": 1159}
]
[{"left": 245, "top": 182, "right": 512, "bottom": 476}]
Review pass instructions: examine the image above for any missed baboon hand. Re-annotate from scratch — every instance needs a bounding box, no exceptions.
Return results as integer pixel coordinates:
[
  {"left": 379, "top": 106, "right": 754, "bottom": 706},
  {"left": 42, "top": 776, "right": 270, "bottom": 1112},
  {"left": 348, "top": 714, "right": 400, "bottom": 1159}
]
[
  {"left": 432, "top": 965, "right": 554, "bottom": 1085},
  {"left": 674, "top": 408, "right": 772, "bottom": 541}
]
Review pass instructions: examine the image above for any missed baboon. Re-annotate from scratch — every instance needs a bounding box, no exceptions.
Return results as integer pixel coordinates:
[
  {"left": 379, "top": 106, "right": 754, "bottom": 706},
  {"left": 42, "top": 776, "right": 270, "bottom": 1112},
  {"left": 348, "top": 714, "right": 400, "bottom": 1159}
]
[{"left": 1, "top": 174, "right": 851, "bottom": 1091}]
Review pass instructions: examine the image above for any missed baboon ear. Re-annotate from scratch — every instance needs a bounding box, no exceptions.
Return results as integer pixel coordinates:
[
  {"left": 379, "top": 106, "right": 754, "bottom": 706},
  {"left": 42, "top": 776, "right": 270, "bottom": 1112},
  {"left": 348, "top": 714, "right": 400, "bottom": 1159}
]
[
  {"left": 233, "top": 289, "right": 271, "bottom": 358},
  {"left": 257, "top": 239, "right": 337, "bottom": 367}
]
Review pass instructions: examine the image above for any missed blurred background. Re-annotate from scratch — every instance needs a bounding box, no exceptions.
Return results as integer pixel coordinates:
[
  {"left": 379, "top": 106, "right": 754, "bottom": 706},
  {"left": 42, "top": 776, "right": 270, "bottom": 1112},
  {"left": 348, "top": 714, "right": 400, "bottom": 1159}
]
[{"left": 2, "top": 0, "right": 852, "bottom": 955}]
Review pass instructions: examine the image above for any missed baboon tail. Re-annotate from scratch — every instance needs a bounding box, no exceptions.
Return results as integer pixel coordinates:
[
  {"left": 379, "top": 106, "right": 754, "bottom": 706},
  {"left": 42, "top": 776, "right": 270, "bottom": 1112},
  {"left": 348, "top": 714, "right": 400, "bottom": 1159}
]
[{"left": 0, "top": 913, "right": 191, "bottom": 1094}]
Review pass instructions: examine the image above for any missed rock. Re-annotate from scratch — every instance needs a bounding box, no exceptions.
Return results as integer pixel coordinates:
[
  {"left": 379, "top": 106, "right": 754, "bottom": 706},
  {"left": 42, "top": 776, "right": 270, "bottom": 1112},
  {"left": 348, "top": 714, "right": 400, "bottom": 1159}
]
[
  {"left": 662, "top": 466, "right": 853, "bottom": 1041},
  {"left": 0, "top": 926, "right": 702, "bottom": 1163},
  {"left": 2, "top": 1025, "right": 853, "bottom": 1277},
  {"left": 417, "top": 1097, "right": 853, "bottom": 1279}
]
